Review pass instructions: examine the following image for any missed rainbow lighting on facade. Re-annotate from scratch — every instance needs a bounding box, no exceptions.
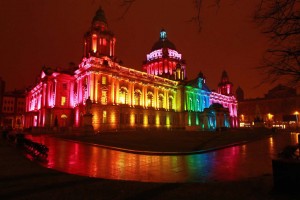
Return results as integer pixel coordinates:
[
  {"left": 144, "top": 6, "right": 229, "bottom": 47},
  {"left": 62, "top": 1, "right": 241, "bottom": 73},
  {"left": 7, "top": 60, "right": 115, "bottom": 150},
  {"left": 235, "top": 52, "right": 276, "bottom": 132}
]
[{"left": 24, "top": 8, "right": 238, "bottom": 132}]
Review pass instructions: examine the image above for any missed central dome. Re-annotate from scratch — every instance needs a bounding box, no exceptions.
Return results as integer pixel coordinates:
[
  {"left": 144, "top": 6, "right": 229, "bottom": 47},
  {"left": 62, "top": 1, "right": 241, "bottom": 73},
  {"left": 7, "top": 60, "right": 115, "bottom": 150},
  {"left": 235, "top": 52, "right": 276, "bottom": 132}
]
[{"left": 151, "top": 29, "right": 177, "bottom": 51}]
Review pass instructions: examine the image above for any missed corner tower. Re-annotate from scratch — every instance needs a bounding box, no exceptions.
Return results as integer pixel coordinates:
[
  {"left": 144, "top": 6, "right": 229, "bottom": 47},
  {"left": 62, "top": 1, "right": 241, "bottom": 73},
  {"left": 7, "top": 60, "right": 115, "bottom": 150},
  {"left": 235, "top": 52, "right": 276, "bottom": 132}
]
[
  {"left": 217, "top": 70, "right": 233, "bottom": 95},
  {"left": 83, "top": 7, "right": 116, "bottom": 59},
  {"left": 143, "top": 29, "right": 186, "bottom": 81}
]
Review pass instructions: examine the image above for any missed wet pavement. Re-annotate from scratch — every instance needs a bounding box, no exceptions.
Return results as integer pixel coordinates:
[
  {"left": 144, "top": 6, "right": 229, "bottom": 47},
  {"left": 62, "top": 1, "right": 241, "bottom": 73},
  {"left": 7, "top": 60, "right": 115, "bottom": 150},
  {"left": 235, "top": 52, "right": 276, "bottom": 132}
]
[{"left": 27, "top": 132, "right": 299, "bottom": 183}]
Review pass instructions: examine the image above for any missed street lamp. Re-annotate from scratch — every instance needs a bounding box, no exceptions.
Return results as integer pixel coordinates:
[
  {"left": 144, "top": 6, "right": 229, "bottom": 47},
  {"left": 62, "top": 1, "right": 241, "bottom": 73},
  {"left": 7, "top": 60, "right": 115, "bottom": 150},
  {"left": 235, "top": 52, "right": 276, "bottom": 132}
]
[
  {"left": 267, "top": 113, "right": 273, "bottom": 128},
  {"left": 294, "top": 111, "right": 299, "bottom": 130}
]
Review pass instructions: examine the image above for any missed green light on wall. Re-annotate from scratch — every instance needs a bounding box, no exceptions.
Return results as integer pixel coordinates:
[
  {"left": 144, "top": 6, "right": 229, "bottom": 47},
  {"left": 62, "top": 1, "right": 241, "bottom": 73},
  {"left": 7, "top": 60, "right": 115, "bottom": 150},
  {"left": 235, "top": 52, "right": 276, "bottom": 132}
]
[
  {"left": 196, "top": 114, "right": 199, "bottom": 125},
  {"left": 188, "top": 112, "right": 191, "bottom": 126}
]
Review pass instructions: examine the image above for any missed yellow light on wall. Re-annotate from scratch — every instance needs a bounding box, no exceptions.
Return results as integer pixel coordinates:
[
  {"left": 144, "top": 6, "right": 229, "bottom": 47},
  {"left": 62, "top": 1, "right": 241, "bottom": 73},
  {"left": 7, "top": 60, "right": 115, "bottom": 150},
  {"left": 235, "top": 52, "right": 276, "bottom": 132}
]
[
  {"left": 147, "top": 99, "right": 151, "bottom": 107},
  {"left": 61, "top": 96, "right": 66, "bottom": 106},
  {"left": 166, "top": 115, "right": 170, "bottom": 125},
  {"left": 156, "top": 115, "right": 160, "bottom": 126},
  {"left": 103, "top": 110, "right": 107, "bottom": 123},
  {"left": 143, "top": 115, "right": 148, "bottom": 126},
  {"left": 267, "top": 113, "right": 273, "bottom": 120},
  {"left": 130, "top": 113, "right": 135, "bottom": 126},
  {"left": 119, "top": 95, "right": 125, "bottom": 104}
]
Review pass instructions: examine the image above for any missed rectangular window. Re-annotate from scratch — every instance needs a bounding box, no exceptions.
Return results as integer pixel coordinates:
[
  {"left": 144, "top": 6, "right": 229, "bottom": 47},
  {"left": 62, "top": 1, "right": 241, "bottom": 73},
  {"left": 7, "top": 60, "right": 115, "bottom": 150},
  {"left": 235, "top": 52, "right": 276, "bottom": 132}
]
[
  {"left": 101, "top": 76, "right": 107, "bottom": 85},
  {"left": 120, "top": 113, "right": 124, "bottom": 124},
  {"left": 102, "top": 110, "right": 107, "bottom": 123},
  {"left": 125, "top": 114, "right": 129, "bottom": 124},
  {"left": 148, "top": 115, "right": 154, "bottom": 125},
  {"left": 140, "top": 114, "right": 143, "bottom": 124},
  {"left": 101, "top": 90, "right": 107, "bottom": 105},
  {"left": 62, "top": 83, "right": 67, "bottom": 90},
  {"left": 160, "top": 115, "right": 166, "bottom": 125},
  {"left": 61, "top": 96, "right": 66, "bottom": 106}
]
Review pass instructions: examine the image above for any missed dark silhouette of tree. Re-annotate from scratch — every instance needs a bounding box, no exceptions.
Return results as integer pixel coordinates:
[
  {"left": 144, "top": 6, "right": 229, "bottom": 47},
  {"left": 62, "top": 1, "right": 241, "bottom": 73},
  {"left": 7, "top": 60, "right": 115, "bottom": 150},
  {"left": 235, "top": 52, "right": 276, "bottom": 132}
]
[
  {"left": 113, "top": 0, "right": 300, "bottom": 85},
  {"left": 118, "top": 0, "right": 221, "bottom": 31},
  {"left": 255, "top": 0, "right": 300, "bottom": 85}
]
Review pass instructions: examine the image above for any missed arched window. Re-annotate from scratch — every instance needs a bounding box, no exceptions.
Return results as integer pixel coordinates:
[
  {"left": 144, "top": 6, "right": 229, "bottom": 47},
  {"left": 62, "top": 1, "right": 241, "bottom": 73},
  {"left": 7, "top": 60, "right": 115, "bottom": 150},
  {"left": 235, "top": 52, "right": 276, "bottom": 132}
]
[
  {"left": 158, "top": 94, "right": 164, "bottom": 109},
  {"left": 92, "top": 34, "right": 97, "bottom": 53},
  {"left": 134, "top": 90, "right": 142, "bottom": 106},
  {"left": 119, "top": 87, "right": 128, "bottom": 104},
  {"left": 147, "top": 92, "right": 153, "bottom": 107}
]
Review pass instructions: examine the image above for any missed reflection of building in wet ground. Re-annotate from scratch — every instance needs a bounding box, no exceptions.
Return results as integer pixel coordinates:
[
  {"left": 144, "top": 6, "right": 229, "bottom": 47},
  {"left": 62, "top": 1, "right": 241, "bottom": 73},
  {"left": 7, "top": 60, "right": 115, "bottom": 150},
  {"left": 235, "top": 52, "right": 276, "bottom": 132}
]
[
  {"left": 27, "top": 132, "right": 298, "bottom": 183},
  {"left": 23, "top": 8, "right": 238, "bottom": 133},
  {"left": 237, "top": 84, "right": 300, "bottom": 129}
]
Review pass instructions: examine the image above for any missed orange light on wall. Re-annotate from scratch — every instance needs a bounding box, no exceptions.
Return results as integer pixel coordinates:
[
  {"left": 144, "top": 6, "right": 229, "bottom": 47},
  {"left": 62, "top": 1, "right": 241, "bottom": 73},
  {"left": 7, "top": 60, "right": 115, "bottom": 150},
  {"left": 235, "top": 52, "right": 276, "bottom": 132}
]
[
  {"left": 240, "top": 114, "right": 244, "bottom": 122},
  {"left": 110, "top": 111, "right": 116, "bottom": 124},
  {"left": 92, "top": 109, "right": 100, "bottom": 130},
  {"left": 92, "top": 34, "right": 97, "bottom": 53},
  {"left": 130, "top": 113, "right": 135, "bottom": 126}
]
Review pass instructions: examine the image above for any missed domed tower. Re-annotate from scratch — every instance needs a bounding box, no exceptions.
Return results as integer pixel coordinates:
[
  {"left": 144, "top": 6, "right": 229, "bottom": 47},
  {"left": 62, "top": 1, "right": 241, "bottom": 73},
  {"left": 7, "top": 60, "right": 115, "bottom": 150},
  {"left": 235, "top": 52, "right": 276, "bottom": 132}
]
[
  {"left": 217, "top": 70, "right": 233, "bottom": 95},
  {"left": 143, "top": 29, "right": 186, "bottom": 81},
  {"left": 83, "top": 7, "right": 116, "bottom": 59}
]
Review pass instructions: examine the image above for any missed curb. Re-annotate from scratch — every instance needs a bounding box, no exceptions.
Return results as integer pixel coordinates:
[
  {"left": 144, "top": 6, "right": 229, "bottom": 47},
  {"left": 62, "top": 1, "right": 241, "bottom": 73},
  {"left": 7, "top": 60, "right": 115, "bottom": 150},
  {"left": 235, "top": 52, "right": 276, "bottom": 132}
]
[{"left": 49, "top": 136, "right": 250, "bottom": 156}]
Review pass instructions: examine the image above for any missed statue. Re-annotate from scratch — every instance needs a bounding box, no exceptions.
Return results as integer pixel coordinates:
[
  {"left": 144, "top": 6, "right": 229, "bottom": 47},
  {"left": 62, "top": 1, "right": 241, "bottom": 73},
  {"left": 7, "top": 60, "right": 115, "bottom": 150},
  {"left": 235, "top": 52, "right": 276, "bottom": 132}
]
[{"left": 85, "top": 96, "right": 92, "bottom": 114}]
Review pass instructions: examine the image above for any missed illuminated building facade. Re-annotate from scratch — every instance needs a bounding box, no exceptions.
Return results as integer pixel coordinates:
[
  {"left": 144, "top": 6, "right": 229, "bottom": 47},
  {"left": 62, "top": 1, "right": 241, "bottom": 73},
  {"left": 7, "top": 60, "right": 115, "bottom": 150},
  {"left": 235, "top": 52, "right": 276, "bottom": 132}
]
[
  {"left": 1, "top": 90, "right": 26, "bottom": 130},
  {"left": 238, "top": 84, "right": 300, "bottom": 129},
  {"left": 24, "top": 8, "right": 238, "bottom": 132},
  {"left": 0, "top": 77, "right": 5, "bottom": 128}
]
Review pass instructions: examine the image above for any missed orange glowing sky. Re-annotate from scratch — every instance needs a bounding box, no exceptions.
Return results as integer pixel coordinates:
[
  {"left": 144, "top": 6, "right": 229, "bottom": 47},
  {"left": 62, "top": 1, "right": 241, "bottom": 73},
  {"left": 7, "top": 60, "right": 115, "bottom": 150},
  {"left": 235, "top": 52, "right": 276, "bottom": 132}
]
[{"left": 0, "top": 0, "right": 276, "bottom": 98}]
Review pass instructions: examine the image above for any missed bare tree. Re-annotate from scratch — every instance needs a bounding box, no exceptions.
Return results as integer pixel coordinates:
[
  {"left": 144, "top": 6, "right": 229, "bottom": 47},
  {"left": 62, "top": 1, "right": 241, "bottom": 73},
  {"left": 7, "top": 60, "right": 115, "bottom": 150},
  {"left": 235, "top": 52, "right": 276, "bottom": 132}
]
[
  {"left": 112, "top": 0, "right": 300, "bottom": 85},
  {"left": 118, "top": 0, "right": 221, "bottom": 31},
  {"left": 255, "top": 0, "right": 300, "bottom": 85}
]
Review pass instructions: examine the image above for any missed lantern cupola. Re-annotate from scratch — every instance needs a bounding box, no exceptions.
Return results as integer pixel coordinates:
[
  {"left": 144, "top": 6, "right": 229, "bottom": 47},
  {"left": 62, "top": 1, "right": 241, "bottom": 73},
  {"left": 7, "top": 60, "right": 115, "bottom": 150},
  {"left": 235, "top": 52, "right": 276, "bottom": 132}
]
[
  {"left": 143, "top": 29, "right": 186, "bottom": 81},
  {"left": 83, "top": 7, "right": 116, "bottom": 59}
]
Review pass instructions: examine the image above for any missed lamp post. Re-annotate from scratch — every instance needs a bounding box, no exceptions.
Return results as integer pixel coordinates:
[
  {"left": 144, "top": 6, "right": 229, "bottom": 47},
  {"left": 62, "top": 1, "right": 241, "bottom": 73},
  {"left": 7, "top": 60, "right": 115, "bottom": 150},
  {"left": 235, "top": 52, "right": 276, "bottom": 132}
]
[
  {"left": 267, "top": 113, "right": 273, "bottom": 128},
  {"left": 294, "top": 111, "right": 299, "bottom": 130}
]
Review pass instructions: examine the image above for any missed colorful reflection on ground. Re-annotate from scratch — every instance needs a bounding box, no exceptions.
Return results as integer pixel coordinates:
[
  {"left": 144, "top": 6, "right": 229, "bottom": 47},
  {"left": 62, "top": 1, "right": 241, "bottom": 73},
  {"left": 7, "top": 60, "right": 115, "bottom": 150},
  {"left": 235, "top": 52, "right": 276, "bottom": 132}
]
[{"left": 26, "top": 132, "right": 298, "bottom": 183}]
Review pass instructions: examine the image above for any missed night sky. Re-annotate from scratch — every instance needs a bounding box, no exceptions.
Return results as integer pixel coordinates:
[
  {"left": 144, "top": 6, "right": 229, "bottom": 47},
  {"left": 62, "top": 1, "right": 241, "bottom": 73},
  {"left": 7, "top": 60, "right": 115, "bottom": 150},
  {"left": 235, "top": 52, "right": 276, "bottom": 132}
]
[{"left": 0, "top": 0, "right": 274, "bottom": 98}]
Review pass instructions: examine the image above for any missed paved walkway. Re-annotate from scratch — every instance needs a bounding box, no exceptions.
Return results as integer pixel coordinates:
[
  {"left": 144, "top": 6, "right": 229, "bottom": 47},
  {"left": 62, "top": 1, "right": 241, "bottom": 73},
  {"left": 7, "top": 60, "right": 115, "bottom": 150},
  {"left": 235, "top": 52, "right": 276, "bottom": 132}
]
[
  {"left": 26, "top": 131, "right": 297, "bottom": 183},
  {"left": 54, "top": 128, "right": 275, "bottom": 153},
  {"left": 0, "top": 129, "right": 298, "bottom": 199}
]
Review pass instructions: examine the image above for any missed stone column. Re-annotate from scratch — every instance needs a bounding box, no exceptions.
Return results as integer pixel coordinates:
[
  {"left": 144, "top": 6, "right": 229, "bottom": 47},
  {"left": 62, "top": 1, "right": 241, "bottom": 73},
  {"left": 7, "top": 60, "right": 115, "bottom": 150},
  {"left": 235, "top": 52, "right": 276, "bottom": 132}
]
[
  {"left": 115, "top": 78, "right": 119, "bottom": 104},
  {"left": 111, "top": 77, "right": 115, "bottom": 105}
]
